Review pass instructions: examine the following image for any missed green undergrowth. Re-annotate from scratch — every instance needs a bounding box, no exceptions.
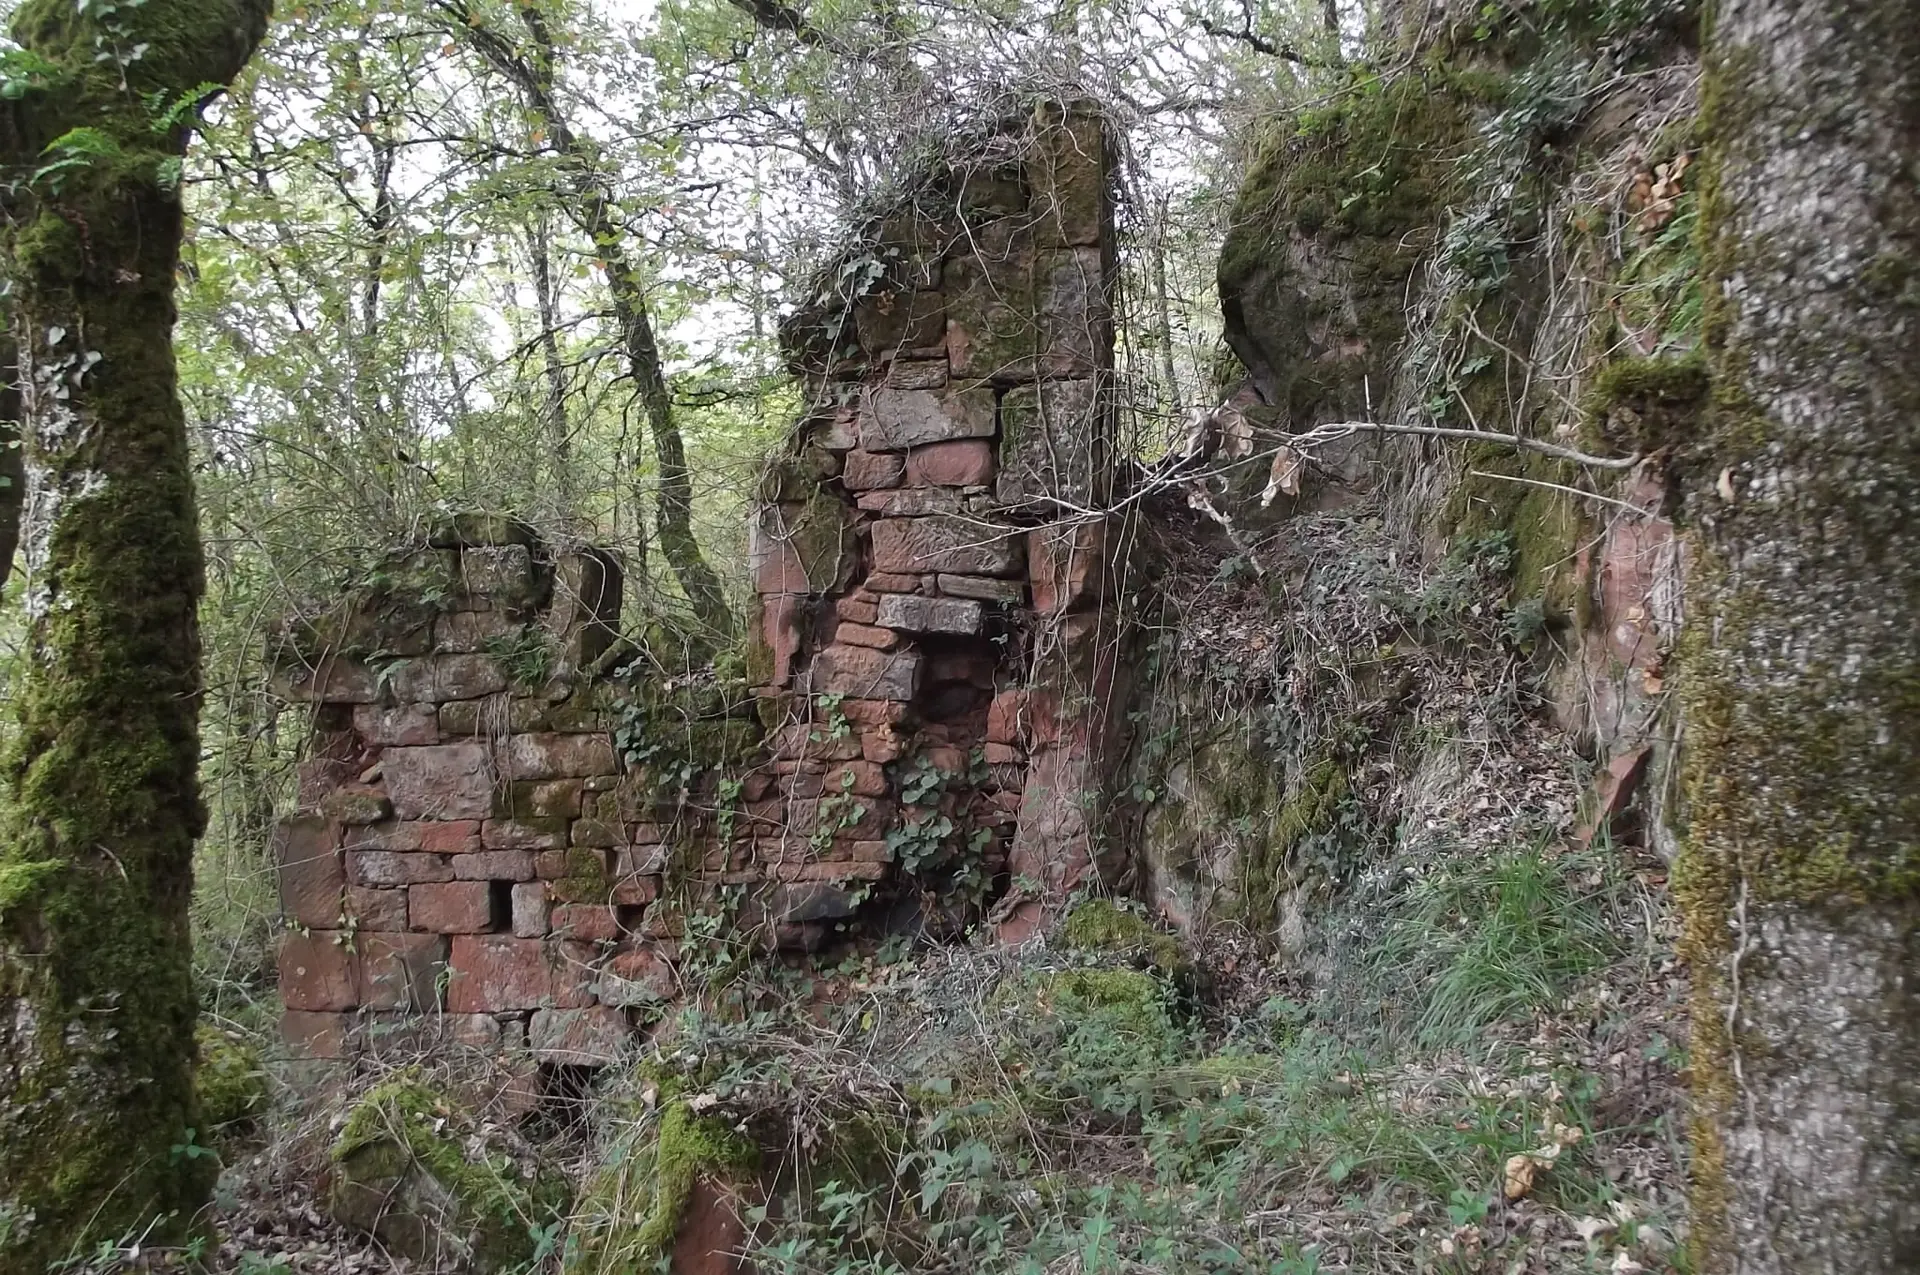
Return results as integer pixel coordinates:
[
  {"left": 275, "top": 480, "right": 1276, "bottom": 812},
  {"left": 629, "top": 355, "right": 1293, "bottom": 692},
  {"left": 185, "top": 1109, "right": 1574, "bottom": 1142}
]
[{"left": 579, "top": 845, "right": 1680, "bottom": 1275}]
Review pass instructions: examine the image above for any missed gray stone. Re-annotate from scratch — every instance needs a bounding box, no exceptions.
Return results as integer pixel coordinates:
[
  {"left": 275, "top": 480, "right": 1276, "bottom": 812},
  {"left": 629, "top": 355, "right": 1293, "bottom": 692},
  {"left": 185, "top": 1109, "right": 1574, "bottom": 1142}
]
[
  {"left": 347, "top": 851, "right": 454, "bottom": 887},
  {"left": 808, "top": 644, "right": 922, "bottom": 701},
  {"left": 886, "top": 357, "right": 950, "bottom": 389},
  {"left": 858, "top": 384, "right": 995, "bottom": 452},
  {"left": 459, "top": 544, "right": 544, "bottom": 608},
  {"left": 385, "top": 743, "right": 494, "bottom": 820},
  {"left": 998, "top": 377, "right": 1110, "bottom": 507},
  {"left": 387, "top": 654, "right": 508, "bottom": 703},
  {"left": 855, "top": 488, "right": 967, "bottom": 517},
  {"left": 876, "top": 593, "right": 984, "bottom": 635},
  {"left": 870, "top": 516, "right": 1025, "bottom": 577},
  {"left": 528, "top": 1006, "right": 629, "bottom": 1064},
  {"left": 937, "top": 574, "right": 1027, "bottom": 603}
]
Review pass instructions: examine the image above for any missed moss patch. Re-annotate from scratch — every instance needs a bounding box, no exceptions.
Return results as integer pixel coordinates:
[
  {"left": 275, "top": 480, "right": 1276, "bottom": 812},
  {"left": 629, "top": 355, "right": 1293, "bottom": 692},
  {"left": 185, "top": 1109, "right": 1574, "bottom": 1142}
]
[
  {"left": 1060, "top": 898, "right": 1183, "bottom": 973},
  {"left": 194, "top": 1023, "right": 266, "bottom": 1131},
  {"left": 330, "top": 1077, "right": 568, "bottom": 1273},
  {"left": 566, "top": 1079, "right": 760, "bottom": 1274}
]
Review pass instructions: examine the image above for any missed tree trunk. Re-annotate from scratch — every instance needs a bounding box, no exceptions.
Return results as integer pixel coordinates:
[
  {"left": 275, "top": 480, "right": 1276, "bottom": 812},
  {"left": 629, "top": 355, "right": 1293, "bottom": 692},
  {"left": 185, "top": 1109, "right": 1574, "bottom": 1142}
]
[
  {"left": 527, "top": 216, "right": 574, "bottom": 513},
  {"left": 444, "top": 1, "right": 736, "bottom": 643},
  {"left": 1683, "top": 0, "right": 1920, "bottom": 1270},
  {"left": 0, "top": 0, "right": 272, "bottom": 1263}
]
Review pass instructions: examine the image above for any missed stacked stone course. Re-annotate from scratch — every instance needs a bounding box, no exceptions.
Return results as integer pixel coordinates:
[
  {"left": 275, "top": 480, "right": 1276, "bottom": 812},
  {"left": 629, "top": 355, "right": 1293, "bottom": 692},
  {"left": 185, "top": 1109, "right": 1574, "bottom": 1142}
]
[{"left": 274, "top": 101, "right": 1133, "bottom": 1065}]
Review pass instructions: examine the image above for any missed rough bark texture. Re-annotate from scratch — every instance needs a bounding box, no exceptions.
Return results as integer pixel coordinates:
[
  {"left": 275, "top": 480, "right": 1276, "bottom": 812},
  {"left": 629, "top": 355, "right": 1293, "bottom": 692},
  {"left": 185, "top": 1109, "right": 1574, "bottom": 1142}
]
[
  {"left": 1683, "top": 0, "right": 1920, "bottom": 1269},
  {"left": 0, "top": 0, "right": 271, "bottom": 1264}
]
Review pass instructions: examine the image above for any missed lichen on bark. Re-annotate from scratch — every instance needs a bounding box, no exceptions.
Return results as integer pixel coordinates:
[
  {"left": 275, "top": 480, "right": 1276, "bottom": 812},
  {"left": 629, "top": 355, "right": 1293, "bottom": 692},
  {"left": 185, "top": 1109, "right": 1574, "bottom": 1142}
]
[
  {"left": 0, "top": 0, "right": 272, "bottom": 1264},
  {"left": 1680, "top": 0, "right": 1920, "bottom": 1268}
]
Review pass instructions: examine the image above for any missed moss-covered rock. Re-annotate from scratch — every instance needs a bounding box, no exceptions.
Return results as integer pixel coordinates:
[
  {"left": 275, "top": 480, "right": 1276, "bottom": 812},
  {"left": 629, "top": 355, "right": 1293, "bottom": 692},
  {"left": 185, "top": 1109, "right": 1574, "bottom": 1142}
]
[
  {"left": 1060, "top": 898, "right": 1184, "bottom": 973},
  {"left": 194, "top": 1023, "right": 267, "bottom": 1132},
  {"left": 1218, "top": 69, "right": 1473, "bottom": 421},
  {"left": 328, "top": 1077, "right": 568, "bottom": 1272},
  {"left": 565, "top": 1083, "right": 760, "bottom": 1274}
]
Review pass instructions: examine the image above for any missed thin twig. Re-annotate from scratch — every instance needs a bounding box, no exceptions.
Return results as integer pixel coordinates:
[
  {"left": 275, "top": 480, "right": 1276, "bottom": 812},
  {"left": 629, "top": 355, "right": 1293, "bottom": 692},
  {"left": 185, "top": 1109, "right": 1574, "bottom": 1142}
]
[
  {"left": 1296, "top": 420, "right": 1639, "bottom": 470},
  {"left": 1465, "top": 469, "right": 1654, "bottom": 514}
]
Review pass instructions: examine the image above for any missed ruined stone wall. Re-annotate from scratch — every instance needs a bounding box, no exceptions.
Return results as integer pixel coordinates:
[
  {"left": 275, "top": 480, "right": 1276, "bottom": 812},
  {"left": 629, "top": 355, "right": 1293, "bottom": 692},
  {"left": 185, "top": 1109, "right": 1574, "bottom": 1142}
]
[{"left": 272, "top": 103, "right": 1131, "bottom": 1064}]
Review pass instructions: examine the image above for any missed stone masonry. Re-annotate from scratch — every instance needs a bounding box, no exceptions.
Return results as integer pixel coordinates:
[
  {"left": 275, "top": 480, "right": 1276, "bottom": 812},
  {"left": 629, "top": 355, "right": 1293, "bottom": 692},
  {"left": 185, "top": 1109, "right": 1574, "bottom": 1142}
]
[{"left": 273, "top": 102, "right": 1129, "bottom": 1066}]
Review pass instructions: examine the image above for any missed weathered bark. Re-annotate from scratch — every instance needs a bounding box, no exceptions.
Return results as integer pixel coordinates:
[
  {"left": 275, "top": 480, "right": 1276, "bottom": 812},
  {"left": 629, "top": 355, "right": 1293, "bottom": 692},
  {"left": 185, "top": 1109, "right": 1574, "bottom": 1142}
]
[
  {"left": 1682, "top": 0, "right": 1920, "bottom": 1270},
  {"left": 443, "top": 1, "right": 736, "bottom": 643},
  {"left": 0, "top": 0, "right": 272, "bottom": 1264},
  {"left": 0, "top": 333, "right": 24, "bottom": 587}
]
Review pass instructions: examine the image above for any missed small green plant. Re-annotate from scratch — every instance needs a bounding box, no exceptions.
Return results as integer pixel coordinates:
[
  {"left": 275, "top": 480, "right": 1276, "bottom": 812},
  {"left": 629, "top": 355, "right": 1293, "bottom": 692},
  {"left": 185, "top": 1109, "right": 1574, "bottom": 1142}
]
[{"left": 486, "top": 624, "right": 557, "bottom": 688}]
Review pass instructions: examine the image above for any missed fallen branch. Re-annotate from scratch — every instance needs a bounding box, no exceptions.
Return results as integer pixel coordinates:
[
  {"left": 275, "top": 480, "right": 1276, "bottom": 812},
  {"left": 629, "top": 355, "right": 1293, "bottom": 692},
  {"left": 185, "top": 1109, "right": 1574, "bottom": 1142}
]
[{"left": 1294, "top": 420, "right": 1640, "bottom": 470}]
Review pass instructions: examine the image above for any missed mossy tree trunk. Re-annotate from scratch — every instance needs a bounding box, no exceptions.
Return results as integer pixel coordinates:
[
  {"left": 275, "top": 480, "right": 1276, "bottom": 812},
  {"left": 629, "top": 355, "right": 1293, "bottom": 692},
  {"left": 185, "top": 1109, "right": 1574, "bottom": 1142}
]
[
  {"left": 0, "top": 0, "right": 271, "bottom": 1263},
  {"left": 1683, "top": 0, "right": 1920, "bottom": 1269}
]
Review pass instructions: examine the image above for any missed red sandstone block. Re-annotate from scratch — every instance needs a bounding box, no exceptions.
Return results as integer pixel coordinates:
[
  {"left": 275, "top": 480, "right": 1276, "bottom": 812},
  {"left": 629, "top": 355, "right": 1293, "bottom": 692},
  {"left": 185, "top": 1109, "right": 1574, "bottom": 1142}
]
[
  {"left": 987, "top": 690, "right": 1028, "bottom": 744},
  {"left": 923, "top": 746, "right": 968, "bottom": 776},
  {"left": 985, "top": 742, "right": 1022, "bottom": 765},
  {"left": 384, "top": 742, "right": 494, "bottom": 820},
  {"left": 826, "top": 761, "right": 889, "bottom": 798},
  {"left": 835, "top": 596, "right": 879, "bottom": 625},
  {"left": 612, "top": 874, "right": 660, "bottom": 906},
  {"left": 345, "top": 821, "right": 422, "bottom": 851},
  {"left": 281, "top": 1009, "right": 352, "bottom": 1059},
  {"left": 453, "top": 849, "right": 535, "bottom": 881},
  {"left": 347, "top": 850, "right": 454, "bottom": 887},
  {"left": 842, "top": 448, "right": 907, "bottom": 490},
  {"left": 354, "top": 702, "right": 437, "bottom": 747},
  {"left": 616, "top": 846, "right": 668, "bottom": 877},
  {"left": 1029, "top": 520, "right": 1107, "bottom": 614},
  {"left": 600, "top": 946, "right": 675, "bottom": 1007},
  {"left": 742, "top": 772, "right": 775, "bottom": 801},
  {"left": 418, "top": 820, "right": 484, "bottom": 853},
  {"left": 387, "top": 653, "right": 508, "bottom": 703},
  {"left": 905, "top": 438, "right": 995, "bottom": 487},
  {"left": 759, "top": 592, "right": 805, "bottom": 688},
  {"left": 448, "top": 935, "right": 551, "bottom": 1013},
  {"left": 783, "top": 770, "right": 826, "bottom": 799},
  {"left": 410, "top": 881, "right": 495, "bottom": 934},
  {"left": 483, "top": 817, "right": 569, "bottom": 851},
  {"left": 511, "top": 882, "right": 549, "bottom": 937},
  {"left": 840, "top": 698, "right": 910, "bottom": 727},
  {"left": 862, "top": 572, "right": 922, "bottom": 593},
  {"left": 279, "top": 931, "right": 356, "bottom": 1012},
  {"left": 275, "top": 815, "right": 343, "bottom": 928},
  {"left": 502, "top": 731, "right": 618, "bottom": 781},
  {"left": 835, "top": 621, "right": 899, "bottom": 650},
  {"left": 357, "top": 932, "right": 448, "bottom": 1011},
  {"left": 771, "top": 860, "right": 890, "bottom": 883},
  {"left": 344, "top": 885, "right": 407, "bottom": 930},
  {"left": 550, "top": 940, "right": 601, "bottom": 1008},
  {"left": 850, "top": 840, "right": 892, "bottom": 863},
  {"left": 551, "top": 902, "right": 621, "bottom": 943},
  {"left": 861, "top": 727, "right": 904, "bottom": 763},
  {"left": 810, "top": 644, "right": 921, "bottom": 701}
]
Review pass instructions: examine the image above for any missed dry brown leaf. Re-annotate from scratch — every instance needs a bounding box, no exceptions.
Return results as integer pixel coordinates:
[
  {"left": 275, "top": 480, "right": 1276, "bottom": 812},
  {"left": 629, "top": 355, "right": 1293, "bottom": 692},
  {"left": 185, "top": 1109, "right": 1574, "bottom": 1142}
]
[
  {"left": 1503, "top": 1152, "right": 1537, "bottom": 1199},
  {"left": 1260, "top": 445, "right": 1305, "bottom": 507},
  {"left": 1220, "top": 407, "right": 1254, "bottom": 459}
]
